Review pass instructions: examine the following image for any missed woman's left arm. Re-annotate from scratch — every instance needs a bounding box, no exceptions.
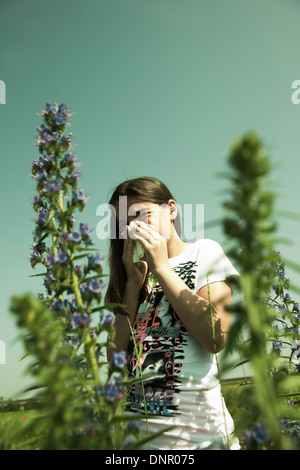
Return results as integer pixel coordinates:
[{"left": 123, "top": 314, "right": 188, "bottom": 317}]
[
  {"left": 154, "top": 266, "right": 232, "bottom": 354},
  {"left": 129, "top": 220, "right": 232, "bottom": 354}
]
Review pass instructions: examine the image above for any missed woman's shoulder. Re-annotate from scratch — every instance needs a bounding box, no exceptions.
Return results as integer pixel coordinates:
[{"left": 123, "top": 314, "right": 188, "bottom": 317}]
[{"left": 191, "top": 238, "right": 224, "bottom": 252}]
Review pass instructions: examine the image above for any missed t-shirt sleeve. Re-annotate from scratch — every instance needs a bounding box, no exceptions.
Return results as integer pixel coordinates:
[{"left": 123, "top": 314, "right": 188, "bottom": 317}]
[{"left": 195, "top": 239, "right": 239, "bottom": 291}]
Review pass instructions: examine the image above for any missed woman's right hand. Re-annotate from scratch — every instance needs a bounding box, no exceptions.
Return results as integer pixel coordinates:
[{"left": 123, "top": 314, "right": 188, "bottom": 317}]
[{"left": 122, "top": 225, "right": 148, "bottom": 291}]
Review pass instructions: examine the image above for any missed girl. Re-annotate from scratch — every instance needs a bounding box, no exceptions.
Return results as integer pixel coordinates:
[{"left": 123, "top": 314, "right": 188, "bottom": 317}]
[{"left": 105, "top": 176, "right": 240, "bottom": 450}]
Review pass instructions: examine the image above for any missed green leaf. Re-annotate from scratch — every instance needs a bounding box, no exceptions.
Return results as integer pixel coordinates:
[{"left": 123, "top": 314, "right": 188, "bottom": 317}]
[{"left": 125, "top": 425, "right": 177, "bottom": 450}]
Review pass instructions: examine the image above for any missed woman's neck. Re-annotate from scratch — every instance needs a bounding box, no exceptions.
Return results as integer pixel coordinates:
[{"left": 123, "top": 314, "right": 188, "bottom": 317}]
[{"left": 167, "top": 237, "right": 190, "bottom": 259}]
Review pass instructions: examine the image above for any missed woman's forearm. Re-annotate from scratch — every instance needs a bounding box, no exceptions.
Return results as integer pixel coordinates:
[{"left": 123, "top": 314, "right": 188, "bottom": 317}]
[
  {"left": 154, "top": 264, "right": 222, "bottom": 353},
  {"left": 106, "top": 281, "right": 140, "bottom": 362}
]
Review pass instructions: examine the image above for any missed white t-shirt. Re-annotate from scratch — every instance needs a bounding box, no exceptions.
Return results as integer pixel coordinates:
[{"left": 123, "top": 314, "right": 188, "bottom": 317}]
[{"left": 126, "top": 238, "right": 240, "bottom": 450}]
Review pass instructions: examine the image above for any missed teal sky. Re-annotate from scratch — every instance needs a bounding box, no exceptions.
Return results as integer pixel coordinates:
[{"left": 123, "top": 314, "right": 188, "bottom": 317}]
[{"left": 1, "top": 0, "right": 300, "bottom": 399}]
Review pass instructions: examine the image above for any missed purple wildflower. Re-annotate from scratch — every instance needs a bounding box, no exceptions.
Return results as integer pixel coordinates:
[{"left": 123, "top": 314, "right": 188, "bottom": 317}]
[
  {"left": 88, "top": 252, "right": 104, "bottom": 267},
  {"left": 57, "top": 250, "right": 69, "bottom": 265},
  {"left": 75, "top": 265, "right": 83, "bottom": 275},
  {"left": 72, "top": 188, "right": 89, "bottom": 202},
  {"left": 70, "top": 312, "right": 91, "bottom": 329},
  {"left": 99, "top": 310, "right": 115, "bottom": 327},
  {"left": 272, "top": 340, "right": 283, "bottom": 350},
  {"left": 47, "top": 250, "right": 69, "bottom": 266},
  {"left": 36, "top": 207, "right": 49, "bottom": 225},
  {"left": 51, "top": 298, "right": 65, "bottom": 311},
  {"left": 69, "top": 229, "right": 82, "bottom": 243},
  {"left": 111, "top": 350, "right": 127, "bottom": 369},
  {"left": 53, "top": 112, "right": 67, "bottom": 125},
  {"left": 42, "top": 179, "right": 61, "bottom": 193},
  {"left": 127, "top": 420, "right": 142, "bottom": 432},
  {"left": 45, "top": 102, "right": 52, "bottom": 113},
  {"left": 252, "top": 423, "right": 268, "bottom": 445},
  {"left": 32, "top": 194, "right": 42, "bottom": 206},
  {"left": 282, "top": 293, "right": 292, "bottom": 301},
  {"left": 43, "top": 271, "right": 56, "bottom": 289},
  {"left": 87, "top": 278, "right": 104, "bottom": 293},
  {"left": 47, "top": 252, "right": 58, "bottom": 266},
  {"left": 64, "top": 152, "right": 76, "bottom": 163},
  {"left": 245, "top": 422, "right": 269, "bottom": 448},
  {"left": 51, "top": 132, "right": 59, "bottom": 142},
  {"left": 69, "top": 171, "right": 81, "bottom": 182},
  {"left": 96, "top": 374, "right": 124, "bottom": 403},
  {"left": 42, "top": 181, "right": 53, "bottom": 192},
  {"left": 79, "top": 223, "right": 92, "bottom": 241},
  {"left": 69, "top": 296, "right": 78, "bottom": 310}
]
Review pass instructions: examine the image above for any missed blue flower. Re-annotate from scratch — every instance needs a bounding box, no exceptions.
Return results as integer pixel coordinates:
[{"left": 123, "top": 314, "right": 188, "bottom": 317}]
[
  {"left": 127, "top": 420, "right": 142, "bottom": 432},
  {"left": 45, "top": 102, "right": 52, "bottom": 113},
  {"left": 75, "top": 265, "right": 83, "bottom": 275},
  {"left": 72, "top": 188, "right": 89, "bottom": 202},
  {"left": 32, "top": 194, "right": 42, "bottom": 206},
  {"left": 53, "top": 112, "right": 67, "bottom": 125},
  {"left": 245, "top": 422, "right": 269, "bottom": 448},
  {"left": 69, "top": 229, "right": 82, "bottom": 243},
  {"left": 87, "top": 278, "right": 104, "bottom": 293},
  {"left": 79, "top": 223, "right": 92, "bottom": 240},
  {"left": 51, "top": 298, "right": 65, "bottom": 311},
  {"left": 293, "top": 303, "right": 299, "bottom": 313},
  {"left": 99, "top": 310, "right": 115, "bottom": 327},
  {"left": 43, "top": 271, "right": 56, "bottom": 289},
  {"left": 36, "top": 207, "right": 49, "bottom": 225},
  {"left": 96, "top": 374, "right": 124, "bottom": 403},
  {"left": 64, "top": 152, "right": 76, "bottom": 163},
  {"left": 282, "top": 293, "right": 292, "bottom": 301},
  {"left": 42, "top": 178, "right": 61, "bottom": 193},
  {"left": 70, "top": 312, "right": 91, "bottom": 329},
  {"left": 47, "top": 250, "right": 69, "bottom": 266},
  {"left": 88, "top": 252, "right": 104, "bottom": 267},
  {"left": 57, "top": 250, "right": 69, "bottom": 265},
  {"left": 111, "top": 350, "right": 127, "bottom": 369},
  {"left": 272, "top": 340, "right": 283, "bottom": 350}
]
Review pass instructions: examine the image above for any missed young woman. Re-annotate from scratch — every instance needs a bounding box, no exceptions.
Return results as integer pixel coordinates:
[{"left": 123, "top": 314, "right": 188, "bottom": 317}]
[{"left": 105, "top": 176, "right": 240, "bottom": 450}]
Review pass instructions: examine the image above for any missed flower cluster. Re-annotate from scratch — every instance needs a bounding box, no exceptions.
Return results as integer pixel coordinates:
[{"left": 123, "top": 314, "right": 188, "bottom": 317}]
[
  {"left": 268, "top": 252, "right": 300, "bottom": 373},
  {"left": 96, "top": 374, "right": 124, "bottom": 403},
  {"left": 244, "top": 412, "right": 300, "bottom": 450},
  {"left": 25, "top": 102, "right": 138, "bottom": 450},
  {"left": 70, "top": 312, "right": 91, "bottom": 329}
]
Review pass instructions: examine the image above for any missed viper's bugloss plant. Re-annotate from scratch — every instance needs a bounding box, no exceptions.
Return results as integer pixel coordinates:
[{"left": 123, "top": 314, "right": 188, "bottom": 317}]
[
  {"left": 220, "top": 132, "right": 300, "bottom": 449},
  {"left": 8, "top": 102, "right": 141, "bottom": 450}
]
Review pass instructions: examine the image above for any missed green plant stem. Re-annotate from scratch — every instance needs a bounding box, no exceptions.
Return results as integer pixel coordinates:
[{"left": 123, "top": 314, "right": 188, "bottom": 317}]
[
  {"left": 126, "top": 316, "right": 151, "bottom": 450},
  {"left": 58, "top": 188, "right": 101, "bottom": 389},
  {"left": 240, "top": 274, "right": 292, "bottom": 450}
]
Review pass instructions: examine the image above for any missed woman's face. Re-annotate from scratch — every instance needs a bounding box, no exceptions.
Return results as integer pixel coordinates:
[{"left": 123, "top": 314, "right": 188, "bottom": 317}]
[{"left": 117, "top": 197, "right": 176, "bottom": 240}]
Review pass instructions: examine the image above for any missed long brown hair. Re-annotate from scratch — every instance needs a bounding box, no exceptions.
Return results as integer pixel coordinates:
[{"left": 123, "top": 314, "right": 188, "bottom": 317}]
[{"left": 104, "top": 176, "right": 181, "bottom": 316}]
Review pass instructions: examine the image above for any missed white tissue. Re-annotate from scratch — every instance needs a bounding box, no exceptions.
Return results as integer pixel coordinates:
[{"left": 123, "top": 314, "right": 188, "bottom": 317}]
[{"left": 121, "top": 221, "right": 156, "bottom": 263}]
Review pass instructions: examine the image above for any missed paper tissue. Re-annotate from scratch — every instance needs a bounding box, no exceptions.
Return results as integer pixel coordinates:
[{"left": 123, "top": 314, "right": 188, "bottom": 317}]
[{"left": 121, "top": 221, "right": 156, "bottom": 263}]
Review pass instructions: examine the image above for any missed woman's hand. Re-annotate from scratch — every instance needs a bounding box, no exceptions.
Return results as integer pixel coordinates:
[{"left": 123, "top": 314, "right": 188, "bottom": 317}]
[
  {"left": 127, "top": 220, "right": 170, "bottom": 276},
  {"left": 122, "top": 225, "right": 148, "bottom": 290}
]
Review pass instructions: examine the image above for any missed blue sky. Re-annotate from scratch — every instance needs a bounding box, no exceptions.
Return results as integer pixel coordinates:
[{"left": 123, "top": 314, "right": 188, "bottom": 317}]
[{"left": 1, "top": 0, "right": 300, "bottom": 398}]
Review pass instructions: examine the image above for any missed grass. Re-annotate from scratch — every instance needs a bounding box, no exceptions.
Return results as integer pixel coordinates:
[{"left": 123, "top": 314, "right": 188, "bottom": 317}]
[{"left": 1, "top": 379, "right": 299, "bottom": 450}]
